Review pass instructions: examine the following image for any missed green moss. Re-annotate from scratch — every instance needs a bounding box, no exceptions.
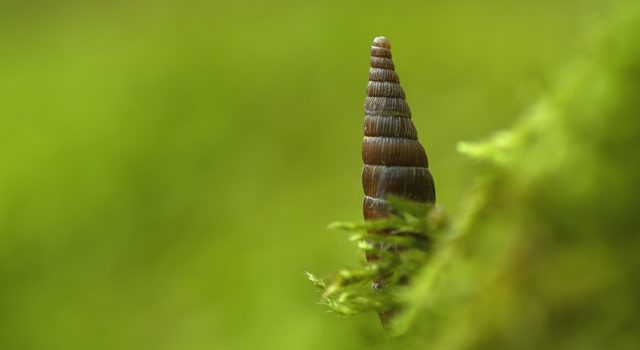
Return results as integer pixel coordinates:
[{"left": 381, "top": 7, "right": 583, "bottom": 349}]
[{"left": 307, "top": 198, "right": 448, "bottom": 316}]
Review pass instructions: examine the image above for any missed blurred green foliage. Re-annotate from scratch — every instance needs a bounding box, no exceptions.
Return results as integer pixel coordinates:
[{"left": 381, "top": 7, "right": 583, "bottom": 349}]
[
  {"left": 396, "top": 2, "right": 640, "bottom": 347},
  {"left": 0, "top": 0, "right": 627, "bottom": 349}
]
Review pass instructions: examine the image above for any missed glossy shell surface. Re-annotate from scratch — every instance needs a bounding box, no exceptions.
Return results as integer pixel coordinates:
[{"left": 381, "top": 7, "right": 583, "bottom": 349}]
[{"left": 362, "top": 37, "right": 435, "bottom": 221}]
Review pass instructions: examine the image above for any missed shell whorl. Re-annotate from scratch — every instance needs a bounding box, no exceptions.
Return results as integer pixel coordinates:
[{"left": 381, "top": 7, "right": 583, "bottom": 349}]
[{"left": 362, "top": 37, "right": 436, "bottom": 220}]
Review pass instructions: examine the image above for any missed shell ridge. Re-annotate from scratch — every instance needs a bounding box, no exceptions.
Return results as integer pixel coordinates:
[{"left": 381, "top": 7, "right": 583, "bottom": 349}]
[{"left": 363, "top": 36, "right": 435, "bottom": 220}]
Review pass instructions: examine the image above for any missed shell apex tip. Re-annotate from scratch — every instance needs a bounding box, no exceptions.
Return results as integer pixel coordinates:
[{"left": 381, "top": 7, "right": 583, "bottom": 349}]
[{"left": 372, "top": 36, "right": 391, "bottom": 49}]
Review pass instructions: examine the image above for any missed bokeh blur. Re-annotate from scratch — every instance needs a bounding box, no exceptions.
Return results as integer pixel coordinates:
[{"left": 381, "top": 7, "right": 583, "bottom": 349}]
[{"left": 0, "top": 1, "right": 614, "bottom": 349}]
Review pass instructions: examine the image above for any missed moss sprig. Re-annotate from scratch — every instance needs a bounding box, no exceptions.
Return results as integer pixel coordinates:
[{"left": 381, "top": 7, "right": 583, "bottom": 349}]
[{"left": 306, "top": 197, "right": 447, "bottom": 316}]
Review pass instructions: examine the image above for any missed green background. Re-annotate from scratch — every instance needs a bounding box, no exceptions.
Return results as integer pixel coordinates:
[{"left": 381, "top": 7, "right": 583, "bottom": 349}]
[{"left": 0, "top": 1, "right": 613, "bottom": 349}]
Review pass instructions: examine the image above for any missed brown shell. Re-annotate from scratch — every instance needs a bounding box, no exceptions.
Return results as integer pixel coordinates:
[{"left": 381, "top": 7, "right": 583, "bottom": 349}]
[
  {"left": 362, "top": 165, "right": 435, "bottom": 202},
  {"left": 364, "top": 115, "right": 417, "bottom": 139},
  {"left": 362, "top": 36, "right": 436, "bottom": 221},
  {"left": 365, "top": 97, "right": 411, "bottom": 117}
]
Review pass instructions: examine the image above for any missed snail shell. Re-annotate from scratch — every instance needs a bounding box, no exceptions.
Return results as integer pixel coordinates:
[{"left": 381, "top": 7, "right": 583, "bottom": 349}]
[
  {"left": 362, "top": 36, "right": 436, "bottom": 329},
  {"left": 362, "top": 37, "right": 436, "bottom": 221}
]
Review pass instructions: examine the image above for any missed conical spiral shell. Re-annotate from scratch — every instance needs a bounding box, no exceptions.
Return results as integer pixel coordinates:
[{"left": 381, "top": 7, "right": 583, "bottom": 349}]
[
  {"left": 362, "top": 35, "right": 436, "bottom": 329},
  {"left": 362, "top": 36, "right": 436, "bottom": 221}
]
